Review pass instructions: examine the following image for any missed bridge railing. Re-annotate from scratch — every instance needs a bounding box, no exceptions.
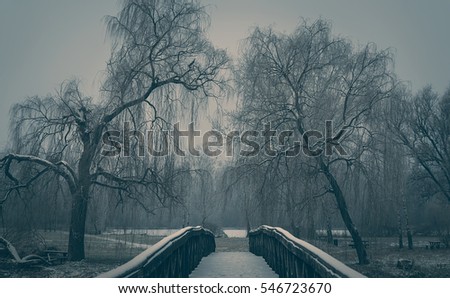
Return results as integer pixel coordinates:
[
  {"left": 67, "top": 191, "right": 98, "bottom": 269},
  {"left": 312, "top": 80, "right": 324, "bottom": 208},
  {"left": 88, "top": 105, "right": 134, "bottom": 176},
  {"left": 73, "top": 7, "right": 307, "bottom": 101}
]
[
  {"left": 249, "top": 225, "right": 366, "bottom": 278},
  {"left": 98, "top": 226, "right": 215, "bottom": 278}
]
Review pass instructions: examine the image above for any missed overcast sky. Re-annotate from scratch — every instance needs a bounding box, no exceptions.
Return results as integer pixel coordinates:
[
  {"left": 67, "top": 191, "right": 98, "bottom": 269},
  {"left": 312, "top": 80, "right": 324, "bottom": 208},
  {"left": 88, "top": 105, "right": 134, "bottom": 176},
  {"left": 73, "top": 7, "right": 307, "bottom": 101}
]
[{"left": 1, "top": 0, "right": 450, "bottom": 148}]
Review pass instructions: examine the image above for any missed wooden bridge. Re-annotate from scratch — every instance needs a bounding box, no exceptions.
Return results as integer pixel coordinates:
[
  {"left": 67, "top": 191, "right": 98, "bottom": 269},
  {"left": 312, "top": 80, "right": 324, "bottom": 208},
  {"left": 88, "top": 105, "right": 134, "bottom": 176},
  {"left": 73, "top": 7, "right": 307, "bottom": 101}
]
[{"left": 97, "top": 225, "right": 365, "bottom": 278}]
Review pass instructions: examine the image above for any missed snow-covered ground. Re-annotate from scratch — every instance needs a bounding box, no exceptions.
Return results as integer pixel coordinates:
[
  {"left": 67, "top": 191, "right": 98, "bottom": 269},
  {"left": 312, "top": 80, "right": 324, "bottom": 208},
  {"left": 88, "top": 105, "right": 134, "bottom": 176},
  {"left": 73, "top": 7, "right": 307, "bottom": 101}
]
[
  {"left": 89, "top": 235, "right": 151, "bottom": 249},
  {"left": 189, "top": 252, "right": 278, "bottom": 278},
  {"left": 223, "top": 229, "right": 247, "bottom": 238}
]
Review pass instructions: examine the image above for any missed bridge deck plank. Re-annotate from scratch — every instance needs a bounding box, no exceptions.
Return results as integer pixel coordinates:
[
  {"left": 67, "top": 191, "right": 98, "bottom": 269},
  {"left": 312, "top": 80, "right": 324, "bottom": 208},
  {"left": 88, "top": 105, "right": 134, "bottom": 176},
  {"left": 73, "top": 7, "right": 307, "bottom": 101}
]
[{"left": 189, "top": 252, "right": 278, "bottom": 278}]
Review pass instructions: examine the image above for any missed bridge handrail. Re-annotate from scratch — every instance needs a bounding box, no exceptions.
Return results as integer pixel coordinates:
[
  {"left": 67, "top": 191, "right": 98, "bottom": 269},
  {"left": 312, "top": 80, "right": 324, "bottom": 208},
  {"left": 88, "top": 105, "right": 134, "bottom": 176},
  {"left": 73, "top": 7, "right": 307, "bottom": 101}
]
[
  {"left": 97, "top": 226, "right": 215, "bottom": 278},
  {"left": 249, "top": 225, "right": 366, "bottom": 278}
]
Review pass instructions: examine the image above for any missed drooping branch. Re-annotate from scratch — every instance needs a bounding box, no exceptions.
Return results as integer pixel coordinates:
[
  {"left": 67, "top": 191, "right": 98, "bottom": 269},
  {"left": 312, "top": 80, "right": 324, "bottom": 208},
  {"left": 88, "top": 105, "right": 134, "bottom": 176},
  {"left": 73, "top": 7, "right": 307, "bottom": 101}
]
[
  {"left": 102, "top": 82, "right": 158, "bottom": 125},
  {"left": 91, "top": 167, "right": 179, "bottom": 206},
  {"left": 0, "top": 154, "right": 78, "bottom": 195}
]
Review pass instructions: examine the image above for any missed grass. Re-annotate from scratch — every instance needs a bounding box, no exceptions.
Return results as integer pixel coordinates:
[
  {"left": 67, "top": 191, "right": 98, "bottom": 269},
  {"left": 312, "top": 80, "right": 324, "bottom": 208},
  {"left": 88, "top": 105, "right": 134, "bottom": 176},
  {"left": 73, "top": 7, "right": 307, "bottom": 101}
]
[
  {"left": 37, "top": 231, "right": 163, "bottom": 262},
  {"left": 311, "top": 237, "right": 450, "bottom": 277},
  {"left": 1, "top": 230, "right": 159, "bottom": 277},
  {"left": 0, "top": 232, "right": 251, "bottom": 277},
  {"left": 2, "top": 231, "right": 448, "bottom": 277}
]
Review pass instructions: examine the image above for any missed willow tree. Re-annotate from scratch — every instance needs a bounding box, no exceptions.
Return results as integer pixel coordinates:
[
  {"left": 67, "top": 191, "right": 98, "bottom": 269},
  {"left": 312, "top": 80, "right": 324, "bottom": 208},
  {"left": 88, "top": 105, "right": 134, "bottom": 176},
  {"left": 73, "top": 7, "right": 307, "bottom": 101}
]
[
  {"left": 236, "top": 19, "right": 395, "bottom": 264},
  {"left": 0, "top": 0, "right": 227, "bottom": 261},
  {"left": 390, "top": 86, "right": 450, "bottom": 203}
]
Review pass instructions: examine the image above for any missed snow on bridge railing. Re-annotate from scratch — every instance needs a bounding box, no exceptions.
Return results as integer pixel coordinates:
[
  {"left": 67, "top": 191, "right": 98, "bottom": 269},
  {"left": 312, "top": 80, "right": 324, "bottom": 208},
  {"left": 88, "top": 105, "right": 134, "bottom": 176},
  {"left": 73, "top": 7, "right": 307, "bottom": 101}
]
[
  {"left": 249, "top": 225, "right": 366, "bottom": 278},
  {"left": 97, "top": 226, "right": 215, "bottom": 278}
]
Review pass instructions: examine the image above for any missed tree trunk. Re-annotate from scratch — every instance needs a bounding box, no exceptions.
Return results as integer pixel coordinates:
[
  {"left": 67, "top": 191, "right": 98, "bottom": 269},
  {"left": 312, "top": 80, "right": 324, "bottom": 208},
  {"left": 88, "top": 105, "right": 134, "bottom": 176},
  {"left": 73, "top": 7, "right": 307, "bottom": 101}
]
[
  {"left": 245, "top": 209, "right": 251, "bottom": 237},
  {"left": 182, "top": 209, "right": 190, "bottom": 227},
  {"left": 326, "top": 218, "right": 334, "bottom": 244},
  {"left": 297, "top": 120, "right": 368, "bottom": 263},
  {"left": 322, "top": 201, "right": 334, "bottom": 244},
  {"left": 407, "top": 230, "right": 413, "bottom": 250},
  {"left": 398, "top": 232, "right": 404, "bottom": 249},
  {"left": 68, "top": 144, "right": 93, "bottom": 261},
  {"left": 403, "top": 196, "right": 413, "bottom": 249},
  {"left": 307, "top": 201, "right": 316, "bottom": 240},
  {"left": 68, "top": 190, "right": 89, "bottom": 261},
  {"left": 0, "top": 205, "right": 5, "bottom": 233},
  {"left": 397, "top": 209, "right": 403, "bottom": 248},
  {"left": 319, "top": 158, "right": 369, "bottom": 264}
]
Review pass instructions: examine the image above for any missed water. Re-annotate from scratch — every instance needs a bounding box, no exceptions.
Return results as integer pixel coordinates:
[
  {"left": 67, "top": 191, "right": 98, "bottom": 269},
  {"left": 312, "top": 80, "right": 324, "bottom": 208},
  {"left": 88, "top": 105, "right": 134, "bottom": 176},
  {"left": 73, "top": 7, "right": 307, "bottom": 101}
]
[
  {"left": 103, "top": 228, "right": 248, "bottom": 238},
  {"left": 103, "top": 229, "right": 179, "bottom": 236}
]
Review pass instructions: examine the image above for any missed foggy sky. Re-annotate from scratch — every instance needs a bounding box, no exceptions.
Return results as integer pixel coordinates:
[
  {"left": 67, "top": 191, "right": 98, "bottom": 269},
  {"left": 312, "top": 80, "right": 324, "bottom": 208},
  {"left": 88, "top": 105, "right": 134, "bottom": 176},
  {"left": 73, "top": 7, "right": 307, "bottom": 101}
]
[{"left": 1, "top": 0, "right": 450, "bottom": 148}]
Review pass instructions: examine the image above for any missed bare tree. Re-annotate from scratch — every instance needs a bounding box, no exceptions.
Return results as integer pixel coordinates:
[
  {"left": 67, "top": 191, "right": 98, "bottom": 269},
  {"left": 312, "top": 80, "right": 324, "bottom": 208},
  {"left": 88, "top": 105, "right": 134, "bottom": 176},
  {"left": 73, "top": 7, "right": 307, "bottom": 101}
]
[
  {"left": 390, "top": 85, "right": 450, "bottom": 203},
  {"left": 235, "top": 19, "right": 395, "bottom": 264},
  {"left": 0, "top": 0, "right": 227, "bottom": 261}
]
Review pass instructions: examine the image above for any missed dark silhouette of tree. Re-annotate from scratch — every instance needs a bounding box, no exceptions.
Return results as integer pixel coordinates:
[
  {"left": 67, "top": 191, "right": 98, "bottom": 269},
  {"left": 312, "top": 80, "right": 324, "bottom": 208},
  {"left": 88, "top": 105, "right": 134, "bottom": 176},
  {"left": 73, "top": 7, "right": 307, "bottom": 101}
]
[
  {"left": 235, "top": 19, "right": 395, "bottom": 264},
  {"left": 390, "top": 85, "right": 450, "bottom": 203},
  {"left": 0, "top": 0, "right": 227, "bottom": 261}
]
